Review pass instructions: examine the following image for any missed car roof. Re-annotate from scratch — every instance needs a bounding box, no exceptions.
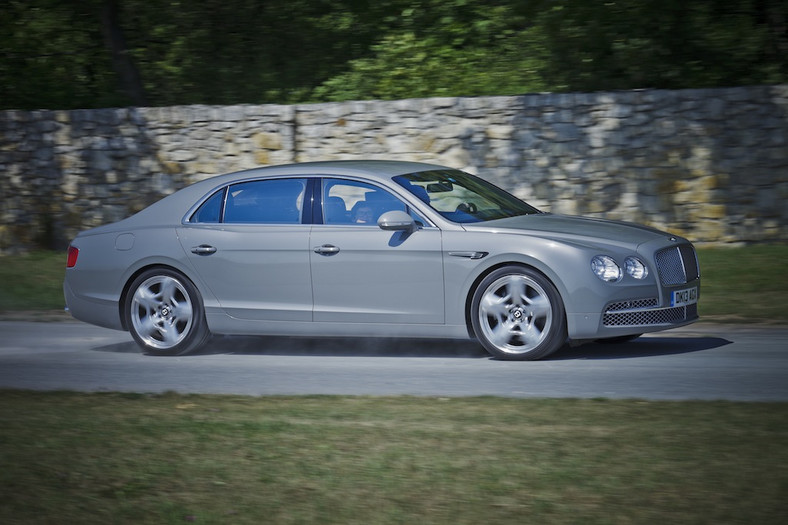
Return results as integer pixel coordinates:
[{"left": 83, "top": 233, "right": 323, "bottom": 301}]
[{"left": 219, "top": 159, "right": 449, "bottom": 180}]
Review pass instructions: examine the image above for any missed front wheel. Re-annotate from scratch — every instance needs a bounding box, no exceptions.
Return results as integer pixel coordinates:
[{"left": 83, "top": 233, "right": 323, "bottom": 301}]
[
  {"left": 125, "top": 268, "right": 210, "bottom": 356},
  {"left": 471, "top": 266, "right": 567, "bottom": 360}
]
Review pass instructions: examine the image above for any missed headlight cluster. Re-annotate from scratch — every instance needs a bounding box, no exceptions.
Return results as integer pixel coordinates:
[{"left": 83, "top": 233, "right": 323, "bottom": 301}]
[
  {"left": 591, "top": 255, "right": 621, "bottom": 282},
  {"left": 624, "top": 256, "right": 648, "bottom": 280},
  {"left": 591, "top": 255, "right": 648, "bottom": 282}
]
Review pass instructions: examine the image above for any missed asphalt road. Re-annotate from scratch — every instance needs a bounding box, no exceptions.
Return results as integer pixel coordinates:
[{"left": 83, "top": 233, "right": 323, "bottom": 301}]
[{"left": 1, "top": 320, "right": 786, "bottom": 401}]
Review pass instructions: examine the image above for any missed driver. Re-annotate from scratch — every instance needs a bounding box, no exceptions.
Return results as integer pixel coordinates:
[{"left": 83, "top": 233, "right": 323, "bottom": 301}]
[{"left": 353, "top": 205, "right": 374, "bottom": 224}]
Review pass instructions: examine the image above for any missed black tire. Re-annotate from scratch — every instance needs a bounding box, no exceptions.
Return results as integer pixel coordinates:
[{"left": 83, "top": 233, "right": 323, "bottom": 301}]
[
  {"left": 471, "top": 266, "right": 567, "bottom": 360},
  {"left": 124, "top": 268, "right": 210, "bottom": 356}
]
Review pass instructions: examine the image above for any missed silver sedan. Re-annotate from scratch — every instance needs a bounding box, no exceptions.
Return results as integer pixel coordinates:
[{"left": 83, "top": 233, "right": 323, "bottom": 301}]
[{"left": 64, "top": 160, "right": 700, "bottom": 360}]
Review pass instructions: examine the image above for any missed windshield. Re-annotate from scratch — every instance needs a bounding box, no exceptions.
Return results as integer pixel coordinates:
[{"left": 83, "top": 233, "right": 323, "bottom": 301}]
[{"left": 393, "top": 169, "right": 541, "bottom": 223}]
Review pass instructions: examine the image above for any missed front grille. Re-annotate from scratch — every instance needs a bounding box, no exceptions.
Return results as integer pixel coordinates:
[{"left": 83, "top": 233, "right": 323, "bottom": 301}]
[
  {"left": 606, "top": 298, "right": 659, "bottom": 312},
  {"left": 655, "top": 244, "right": 699, "bottom": 285},
  {"left": 679, "top": 244, "right": 700, "bottom": 281},
  {"left": 603, "top": 303, "right": 697, "bottom": 327}
]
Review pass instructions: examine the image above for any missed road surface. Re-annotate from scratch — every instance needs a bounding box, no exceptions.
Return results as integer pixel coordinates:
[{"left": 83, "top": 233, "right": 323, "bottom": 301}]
[{"left": 1, "top": 320, "right": 786, "bottom": 401}]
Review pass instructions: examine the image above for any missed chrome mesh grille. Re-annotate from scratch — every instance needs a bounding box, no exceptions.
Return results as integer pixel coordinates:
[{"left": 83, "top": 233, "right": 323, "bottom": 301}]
[
  {"left": 655, "top": 244, "right": 699, "bottom": 285},
  {"left": 655, "top": 247, "right": 685, "bottom": 285},
  {"left": 606, "top": 298, "right": 659, "bottom": 312},
  {"left": 679, "top": 244, "right": 700, "bottom": 281},
  {"left": 603, "top": 303, "right": 697, "bottom": 327}
]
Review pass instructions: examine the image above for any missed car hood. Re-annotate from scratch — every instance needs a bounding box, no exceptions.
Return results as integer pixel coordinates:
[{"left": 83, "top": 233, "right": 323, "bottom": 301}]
[{"left": 463, "top": 213, "right": 675, "bottom": 248}]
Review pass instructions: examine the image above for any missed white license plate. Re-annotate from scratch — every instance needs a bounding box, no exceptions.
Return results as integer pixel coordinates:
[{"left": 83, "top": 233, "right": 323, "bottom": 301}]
[{"left": 671, "top": 287, "right": 698, "bottom": 307}]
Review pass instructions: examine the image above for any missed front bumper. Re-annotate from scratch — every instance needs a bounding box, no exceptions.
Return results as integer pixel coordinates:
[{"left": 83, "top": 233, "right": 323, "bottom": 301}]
[{"left": 568, "top": 277, "right": 700, "bottom": 340}]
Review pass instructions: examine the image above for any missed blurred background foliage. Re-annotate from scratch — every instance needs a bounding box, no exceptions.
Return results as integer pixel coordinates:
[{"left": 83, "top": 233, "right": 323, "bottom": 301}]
[{"left": 1, "top": 0, "right": 787, "bottom": 110}]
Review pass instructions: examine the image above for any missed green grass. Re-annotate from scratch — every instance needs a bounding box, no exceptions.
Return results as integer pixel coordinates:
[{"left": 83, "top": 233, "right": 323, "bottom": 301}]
[
  {"left": 2, "top": 246, "right": 787, "bottom": 321},
  {"left": 0, "top": 391, "right": 786, "bottom": 524},
  {"left": 696, "top": 244, "right": 788, "bottom": 322},
  {"left": 0, "top": 251, "right": 66, "bottom": 310}
]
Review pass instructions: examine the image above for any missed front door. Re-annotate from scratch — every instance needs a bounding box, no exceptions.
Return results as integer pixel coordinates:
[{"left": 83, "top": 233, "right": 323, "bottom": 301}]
[{"left": 309, "top": 179, "right": 444, "bottom": 324}]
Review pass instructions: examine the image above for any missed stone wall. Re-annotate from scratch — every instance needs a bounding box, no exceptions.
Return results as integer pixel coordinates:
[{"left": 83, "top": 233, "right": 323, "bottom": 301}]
[{"left": 1, "top": 84, "right": 786, "bottom": 252}]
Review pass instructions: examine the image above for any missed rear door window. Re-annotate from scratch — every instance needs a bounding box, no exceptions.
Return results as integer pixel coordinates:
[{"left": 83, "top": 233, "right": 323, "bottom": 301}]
[{"left": 222, "top": 179, "right": 307, "bottom": 224}]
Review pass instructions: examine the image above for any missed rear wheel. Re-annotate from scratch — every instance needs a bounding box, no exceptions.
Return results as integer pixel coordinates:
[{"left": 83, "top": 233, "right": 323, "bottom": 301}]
[
  {"left": 125, "top": 268, "right": 210, "bottom": 356},
  {"left": 471, "top": 266, "right": 566, "bottom": 360}
]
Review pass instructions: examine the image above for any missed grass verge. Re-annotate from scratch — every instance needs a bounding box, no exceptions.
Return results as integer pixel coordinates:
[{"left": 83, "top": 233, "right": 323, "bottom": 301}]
[
  {"left": 1, "top": 246, "right": 787, "bottom": 322},
  {"left": 1, "top": 391, "right": 786, "bottom": 524},
  {"left": 696, "top": 244, "right": 788, "bottom": 322},
  {"left": 0, "top": 251, "right": 66, "bottom": 310}
]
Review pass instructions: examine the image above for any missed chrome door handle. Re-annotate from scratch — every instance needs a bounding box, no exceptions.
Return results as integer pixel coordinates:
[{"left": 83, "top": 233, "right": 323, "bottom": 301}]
[
  {"left": 191, "top": 244, "right": 217, "bottom": 255},
  {"left": 313, "top": 244, "right": 340, "bottom": 256}
]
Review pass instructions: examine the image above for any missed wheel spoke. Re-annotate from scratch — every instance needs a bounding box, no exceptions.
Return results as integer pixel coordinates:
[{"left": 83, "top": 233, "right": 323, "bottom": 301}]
[
  {"left": 527, "top": 295, "right": 551, "bottom": 322},
  {"left": 136, "top": 315, "right": 160, "bottom": 339},
  {"left": 159, "top": 277, "right": 178, "bottom": 304},
  {"left": 480, "top": 293, "right": 509, "bottom": 319},
  {"left": 170, "top": 299, "right": 193, "bottom": 322},
  {"left": 520, "top": 325, "right": 544, "bottom": 347},
  {"left": 505, "top": 278, "right": 527, "bottom": 304},
  {"left": 134, "top": 287, "right": 161, "bottom": 312},
  {"left": 160, "top": 321, "right": 181, "bottom": 345},
  {"left": 488, "top": 320, "right": 514, "bottom": 348}
]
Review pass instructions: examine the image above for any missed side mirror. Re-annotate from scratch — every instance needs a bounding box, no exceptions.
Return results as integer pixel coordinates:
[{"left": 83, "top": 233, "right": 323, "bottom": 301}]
[{"left": 377, "top": 210, "right": 417, "bottom": 232}]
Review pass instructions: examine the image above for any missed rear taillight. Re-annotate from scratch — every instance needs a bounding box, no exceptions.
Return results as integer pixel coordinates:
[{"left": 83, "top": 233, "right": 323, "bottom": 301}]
[{"left": 67, "top": 246, "right": 79, "bottom": 268}]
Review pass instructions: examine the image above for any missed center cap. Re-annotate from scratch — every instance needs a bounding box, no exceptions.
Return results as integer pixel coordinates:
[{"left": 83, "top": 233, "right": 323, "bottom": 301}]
[
  {"left": 161, "top": 306, "right": 171, "bottom": 317},
  {"left": 512, "top": 308, "right": 524, "bottom": 320}
]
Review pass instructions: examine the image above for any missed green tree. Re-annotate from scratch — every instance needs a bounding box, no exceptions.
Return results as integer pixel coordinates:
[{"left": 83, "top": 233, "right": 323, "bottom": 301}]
[
  {"left": 314, "top": 0, "right": 552, "bottom": 101},
  {"left": 101, "top": 0, "right": 147, "bottom": 105},
  {"left": 1, "top": 0, "right": 786, "bottom": 110},
  {"left": 0, "top": 0, "right": 124, "bottom": 109},
  {"left": 534, "top": 0, "right": 788, "bottom": 91}
]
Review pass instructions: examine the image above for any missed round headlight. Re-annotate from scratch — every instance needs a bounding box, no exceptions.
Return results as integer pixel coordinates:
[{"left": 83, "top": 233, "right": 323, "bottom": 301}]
[
  {"left": 591, "top": 255, "right": 621, "bottom": 282},
  {"left": 625, "top": 256, "right": 648, "bottom": 280}
]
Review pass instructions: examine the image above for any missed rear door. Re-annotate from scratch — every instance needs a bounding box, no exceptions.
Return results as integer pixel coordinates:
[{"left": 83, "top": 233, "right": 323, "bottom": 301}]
[{"left": 178, "top": 178, "right": 313, "bottom": 321}]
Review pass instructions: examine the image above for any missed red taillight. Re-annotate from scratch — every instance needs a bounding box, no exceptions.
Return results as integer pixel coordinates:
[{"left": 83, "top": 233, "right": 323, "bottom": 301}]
[{"left": 67, "top": 246, "right": 79, "bottom": 268}]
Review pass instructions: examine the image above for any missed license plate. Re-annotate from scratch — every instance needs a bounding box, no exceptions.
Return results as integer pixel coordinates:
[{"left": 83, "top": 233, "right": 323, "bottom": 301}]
[{"left": 671, "top": 287, "right": 698, "bottom": 307}]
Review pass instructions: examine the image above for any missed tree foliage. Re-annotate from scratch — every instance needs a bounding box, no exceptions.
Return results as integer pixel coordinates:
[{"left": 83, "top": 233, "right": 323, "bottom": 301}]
[{"left": 1, "top": 0, "right": 786, "bottom": 110}]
